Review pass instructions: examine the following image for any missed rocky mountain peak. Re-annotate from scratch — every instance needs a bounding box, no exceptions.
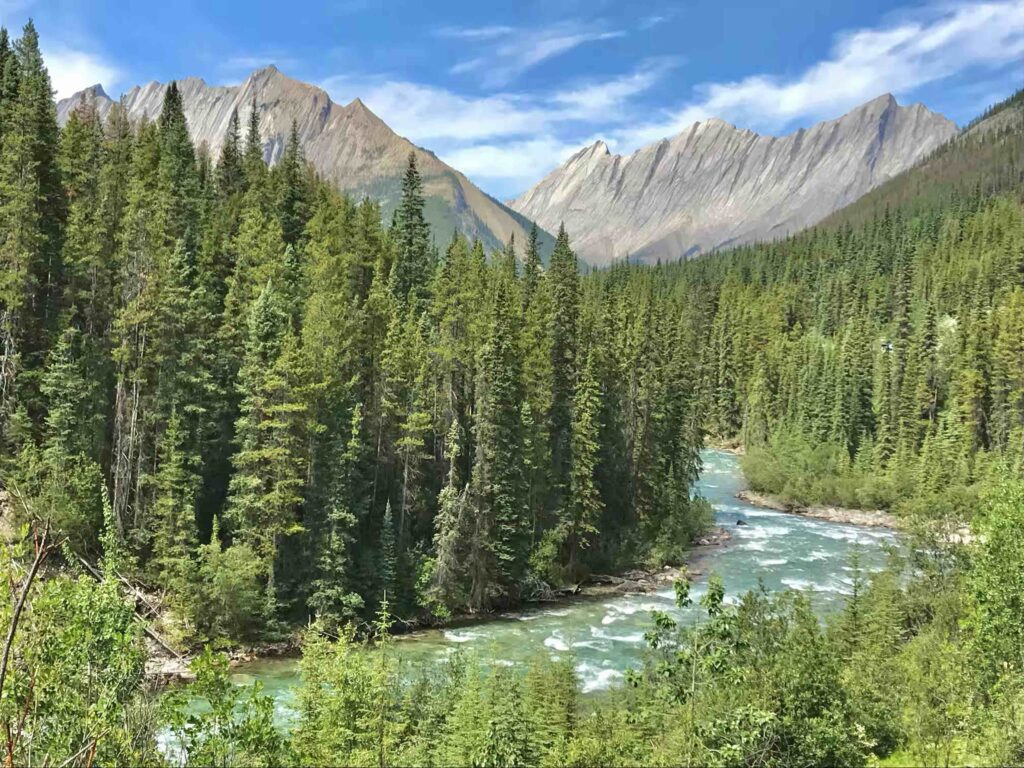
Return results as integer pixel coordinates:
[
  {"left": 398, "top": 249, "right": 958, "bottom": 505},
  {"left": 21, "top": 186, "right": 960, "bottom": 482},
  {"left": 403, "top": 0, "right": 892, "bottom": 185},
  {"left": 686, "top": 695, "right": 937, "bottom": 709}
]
[
  {"left": 56, "top": 67, "right": 552, "bottom": 255},
  {"left": 511, "top": 93, "right": 957, "bottom": 265}
]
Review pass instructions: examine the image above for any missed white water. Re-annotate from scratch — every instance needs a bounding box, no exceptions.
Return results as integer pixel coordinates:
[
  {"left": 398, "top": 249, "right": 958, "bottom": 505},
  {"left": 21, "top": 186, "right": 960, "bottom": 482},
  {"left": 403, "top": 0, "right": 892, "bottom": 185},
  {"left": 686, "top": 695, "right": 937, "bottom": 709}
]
[{"left": 234, "top": 449, "right": 896, "bottom": 713}]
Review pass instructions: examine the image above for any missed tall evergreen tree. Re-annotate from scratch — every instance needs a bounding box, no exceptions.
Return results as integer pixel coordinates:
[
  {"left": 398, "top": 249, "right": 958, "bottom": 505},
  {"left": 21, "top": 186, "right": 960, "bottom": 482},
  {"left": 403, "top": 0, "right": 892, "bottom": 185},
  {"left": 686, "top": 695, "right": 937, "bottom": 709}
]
[
  {"left": 390, "top": 152, "right": 431, "bottom": 304},
  {"left": 547, "top": 224, "right": 579, "bottom": 509},
  {"left": 217, "top": 108, "right": 244, "bottom": 199}
]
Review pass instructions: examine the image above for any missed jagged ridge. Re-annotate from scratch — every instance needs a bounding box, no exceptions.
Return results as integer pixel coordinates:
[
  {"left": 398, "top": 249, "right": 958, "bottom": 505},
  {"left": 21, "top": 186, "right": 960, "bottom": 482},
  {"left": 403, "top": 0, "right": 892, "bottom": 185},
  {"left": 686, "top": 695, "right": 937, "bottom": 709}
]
[
  {"left": 58, "top": 66, "right": 552, "bottom": 255},
  {"left": 510, "top": 94, "right": 957, "bottom": 264}
]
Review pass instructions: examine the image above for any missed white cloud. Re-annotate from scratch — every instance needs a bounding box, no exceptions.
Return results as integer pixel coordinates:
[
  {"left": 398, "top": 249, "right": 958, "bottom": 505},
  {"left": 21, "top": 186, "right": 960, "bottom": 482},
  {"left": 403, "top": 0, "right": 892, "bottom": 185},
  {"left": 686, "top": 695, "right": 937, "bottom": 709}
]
[
  {"left": 551, "top": 58, "right": 679, "bottom": 118},
  {"left": 320, "top": 1, "right": 1024, "bottom": 198},
  {"left": 435, "top": 25, "right": 515, "bottom": 41},
  {"left": 615, "top": 0, "right": 1024, "bottom": 150},
  {"left": 320, "top": 61, "right": 667, "bottom": 197},
  {"left": 322, "top": 76, "right": 550, "bottom": 141},
  {"left": 43, "top": 46, "right": 120, "bottom": 100},
  {"left": 440, "top": 137, "right": 590, "bottom": 195},
  {"left": 450, "top": 20, "right": 625, "bottom": 87},
  {"left": 322, "top": 59, "right": 669, "bottom": 144}
]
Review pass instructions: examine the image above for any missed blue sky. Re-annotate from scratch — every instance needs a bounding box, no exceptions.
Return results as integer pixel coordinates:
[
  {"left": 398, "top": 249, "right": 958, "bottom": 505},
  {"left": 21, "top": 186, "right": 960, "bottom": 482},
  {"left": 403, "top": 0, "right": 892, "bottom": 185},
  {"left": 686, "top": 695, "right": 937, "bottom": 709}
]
[{"left": 6, "top": 0, "right": 1024, "bottom": 198}]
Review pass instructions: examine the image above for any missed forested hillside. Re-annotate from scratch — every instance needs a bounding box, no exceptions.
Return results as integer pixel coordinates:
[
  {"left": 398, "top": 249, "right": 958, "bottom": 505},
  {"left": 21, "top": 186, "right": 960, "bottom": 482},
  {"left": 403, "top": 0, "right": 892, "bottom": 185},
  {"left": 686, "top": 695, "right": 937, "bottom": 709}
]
[
  {"left": 681, "top": 90, "right": 1024, "bottom": 519},
  {"left": 823, "top": 86, "right": 1024, "bottom": 228},
  {"left": 5, "top": 20, "right": 1024, "bottom": 768},
  {"left": 0, "top": 22, "right": 709, "bottom": 644}
]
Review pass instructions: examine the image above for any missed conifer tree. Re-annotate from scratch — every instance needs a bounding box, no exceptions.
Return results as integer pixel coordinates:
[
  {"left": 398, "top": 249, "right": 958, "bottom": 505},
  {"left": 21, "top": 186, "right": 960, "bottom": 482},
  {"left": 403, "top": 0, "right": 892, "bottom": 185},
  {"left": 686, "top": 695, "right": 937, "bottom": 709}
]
[
  {"left": 0, "top": 21, "right": 63, "bottom": 434},
  {"left": 243, "top": 95, "right": 266, "bottom": 189},
  {"left": 152, "top": 409, "right": 199, "bottom": 596},
  {"left": 391, "top": 152, "right": 430, "bottom": 304},
  {"left": 566, "top": 347, "right": 603, "bottom": 575},
  {"left": 226, "top": 283, "right": 307, "bottom": 596},
  {"left": 58, "top": 101, "right": 106, "bottom": 333},
  {"left": 547, "top": 224, "right": 579, "bottom": 508},
  {"left": 468, "top": 275, "right": 527, "bottom": 607},
  {"left": 217, "top": 108, "right": 244, "bottom": 199},
  {"left": 274, "top": 120, "right": 309, "bottom": 248},
  {"left": 378, "top": 499, "right": 398, "bottom": 606},
  {"left": 522, "top": 222, "right": 542, "bottom": 310}
]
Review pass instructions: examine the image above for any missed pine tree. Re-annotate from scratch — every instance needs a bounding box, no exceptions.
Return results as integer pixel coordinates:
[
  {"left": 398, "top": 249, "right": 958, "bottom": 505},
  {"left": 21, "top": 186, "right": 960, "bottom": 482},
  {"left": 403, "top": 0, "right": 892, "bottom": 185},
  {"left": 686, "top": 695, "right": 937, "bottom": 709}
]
[
  {"left": 390, "top": 152, "right": 430, "bottom": 304},
  {"left": 566, "top": 347, "right": 603, "bottom": 576},
  {"left": 547, "top": 224, "right": 579, "bottom": 509},
  {"left": 217, "top": 108, "right": 244, "bottom": 199}
]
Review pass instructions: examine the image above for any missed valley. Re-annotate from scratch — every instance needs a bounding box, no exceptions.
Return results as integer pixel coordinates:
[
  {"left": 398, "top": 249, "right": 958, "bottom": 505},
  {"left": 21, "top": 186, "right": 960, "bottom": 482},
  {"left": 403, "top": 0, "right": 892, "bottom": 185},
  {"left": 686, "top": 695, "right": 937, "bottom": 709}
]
[{"left": 0, "top": 7, "right": 1022, "bottom": 766}]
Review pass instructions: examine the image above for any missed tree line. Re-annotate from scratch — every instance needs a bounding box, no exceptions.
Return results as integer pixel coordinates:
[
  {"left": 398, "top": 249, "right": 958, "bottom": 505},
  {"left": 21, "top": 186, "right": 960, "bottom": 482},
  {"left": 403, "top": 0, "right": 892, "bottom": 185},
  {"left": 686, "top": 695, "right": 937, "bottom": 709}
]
[
  {"left": 3, "top": 20, "right": 1024, "bottom": 767},
  {"left": 0, "top": 22, "right": 710, "bottom": 642},
  {"left": 675, "top": 94, "right": 1024, "bottom": 520}
]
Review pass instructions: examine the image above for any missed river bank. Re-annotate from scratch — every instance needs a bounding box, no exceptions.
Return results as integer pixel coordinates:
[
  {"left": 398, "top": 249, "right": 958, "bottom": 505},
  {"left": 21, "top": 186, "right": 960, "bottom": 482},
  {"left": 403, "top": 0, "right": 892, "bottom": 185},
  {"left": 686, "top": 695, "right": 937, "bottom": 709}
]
[
  {"left": 145, "top": 525, "right": 734, "bottom": 683},
  {"left": 735, "top": 489, "right": 899, "bottom": 529},
  {"left": 168, "top": 449, "right": 898, "bottom": 712}
]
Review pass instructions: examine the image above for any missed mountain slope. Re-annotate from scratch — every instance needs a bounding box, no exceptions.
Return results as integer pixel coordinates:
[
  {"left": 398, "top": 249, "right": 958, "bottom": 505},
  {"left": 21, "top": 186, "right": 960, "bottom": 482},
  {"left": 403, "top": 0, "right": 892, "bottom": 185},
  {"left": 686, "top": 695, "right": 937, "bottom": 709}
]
[
  {"left": 510, "top": 95, "right": 957, "bottom": 265},
  {"left": 823, "top": 87, "right": 1024, "bottom": 229},
  {"left": 58, "top": 67, "right": 552, "bottom": 255}
]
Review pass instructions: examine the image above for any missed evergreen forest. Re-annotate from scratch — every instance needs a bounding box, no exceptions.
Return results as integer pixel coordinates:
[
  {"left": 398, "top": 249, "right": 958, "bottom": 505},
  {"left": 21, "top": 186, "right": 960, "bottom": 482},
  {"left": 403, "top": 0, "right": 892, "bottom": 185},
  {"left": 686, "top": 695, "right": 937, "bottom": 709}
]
[{"left": 2, "top": 21, "right": 1024, "bottom": 767}]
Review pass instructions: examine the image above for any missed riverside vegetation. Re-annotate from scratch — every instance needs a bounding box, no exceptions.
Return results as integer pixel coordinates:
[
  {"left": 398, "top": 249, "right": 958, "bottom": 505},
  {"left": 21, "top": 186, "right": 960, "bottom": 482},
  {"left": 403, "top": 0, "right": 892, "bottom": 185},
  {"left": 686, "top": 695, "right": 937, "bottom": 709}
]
[{"left": 1, "top": 21, "right": 1024, "bottom": 766}]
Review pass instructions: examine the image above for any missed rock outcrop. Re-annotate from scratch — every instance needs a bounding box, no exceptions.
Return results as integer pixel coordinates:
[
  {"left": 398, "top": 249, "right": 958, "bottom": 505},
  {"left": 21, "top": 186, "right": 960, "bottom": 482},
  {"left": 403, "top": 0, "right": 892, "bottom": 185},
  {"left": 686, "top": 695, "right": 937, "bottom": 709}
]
[
  {"left": 510, "top": 94, "right": 957, "bottom": 265},
  {"left": 58, "top": 66, "right": 549, "bottom": 254}
]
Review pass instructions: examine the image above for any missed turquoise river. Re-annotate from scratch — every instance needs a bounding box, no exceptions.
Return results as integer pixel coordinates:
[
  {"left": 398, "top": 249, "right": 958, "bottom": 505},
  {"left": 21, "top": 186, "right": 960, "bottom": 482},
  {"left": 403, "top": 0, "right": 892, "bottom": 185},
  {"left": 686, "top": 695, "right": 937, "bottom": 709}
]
[{"left": 229, "top": 449, "right": 897, "bottom": 720}]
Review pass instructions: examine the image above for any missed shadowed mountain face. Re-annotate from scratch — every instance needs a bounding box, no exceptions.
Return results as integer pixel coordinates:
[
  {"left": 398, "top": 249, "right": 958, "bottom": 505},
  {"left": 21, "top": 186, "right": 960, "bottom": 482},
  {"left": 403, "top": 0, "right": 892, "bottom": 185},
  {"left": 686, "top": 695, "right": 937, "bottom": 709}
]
[
  {"left": 510, "top": 94, "right": 958, "bottom": 265},
  {"left": 58, "top": 67, "right": 552, "bottom": 256}
]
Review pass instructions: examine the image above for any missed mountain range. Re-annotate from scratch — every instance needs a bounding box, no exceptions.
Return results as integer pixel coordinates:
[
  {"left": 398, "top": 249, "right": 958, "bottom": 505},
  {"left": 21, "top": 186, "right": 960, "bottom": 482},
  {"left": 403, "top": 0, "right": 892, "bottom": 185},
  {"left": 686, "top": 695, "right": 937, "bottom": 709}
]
[
  {"left": 60, "top": 70, "right": 960, "bottom": 265},
  {"left": 510, "top": 94, "right": 958, "bottom": 265},
  {"left": 57, "top": 66, "right": 551, "bottom": 255}
]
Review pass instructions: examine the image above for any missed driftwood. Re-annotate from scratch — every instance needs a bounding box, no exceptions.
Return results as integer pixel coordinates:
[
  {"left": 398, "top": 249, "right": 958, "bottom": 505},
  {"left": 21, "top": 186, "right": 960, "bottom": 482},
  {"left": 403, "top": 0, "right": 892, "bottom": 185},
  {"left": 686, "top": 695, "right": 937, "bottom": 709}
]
[
  {"left": 70, "top": 552, "right": 182, "bottom": 660},
  {"left": 5, "top": 483, "right": 183, "bottom": 661}
]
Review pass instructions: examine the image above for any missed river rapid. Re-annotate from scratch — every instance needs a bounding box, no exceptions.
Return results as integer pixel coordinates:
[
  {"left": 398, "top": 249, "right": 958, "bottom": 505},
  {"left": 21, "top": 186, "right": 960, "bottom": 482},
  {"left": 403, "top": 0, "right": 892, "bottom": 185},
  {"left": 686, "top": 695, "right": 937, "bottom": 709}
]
[{"left": 230, "top": 449, "right": 896, "bottom": 717}]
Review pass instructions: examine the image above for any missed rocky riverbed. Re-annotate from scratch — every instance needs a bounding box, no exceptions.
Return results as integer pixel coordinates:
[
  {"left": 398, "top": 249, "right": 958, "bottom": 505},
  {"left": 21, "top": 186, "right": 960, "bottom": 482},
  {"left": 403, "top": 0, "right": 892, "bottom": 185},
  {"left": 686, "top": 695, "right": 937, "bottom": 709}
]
[{"left": 736, "top": 489, "right": 899, "bottom": 529}]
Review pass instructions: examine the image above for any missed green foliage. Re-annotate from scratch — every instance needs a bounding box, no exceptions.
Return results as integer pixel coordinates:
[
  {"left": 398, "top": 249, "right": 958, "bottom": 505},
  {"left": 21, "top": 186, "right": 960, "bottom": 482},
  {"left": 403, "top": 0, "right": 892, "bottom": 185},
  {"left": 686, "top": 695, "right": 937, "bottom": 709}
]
[
  {"left": 192, "top": 519, "right": 265, "bottom": 642},
  {"left": 164, "top": 648, "right": 288, "bottom": 767},
  {"left": 0, "top": 531, "right": 157, "bottom": 767}
]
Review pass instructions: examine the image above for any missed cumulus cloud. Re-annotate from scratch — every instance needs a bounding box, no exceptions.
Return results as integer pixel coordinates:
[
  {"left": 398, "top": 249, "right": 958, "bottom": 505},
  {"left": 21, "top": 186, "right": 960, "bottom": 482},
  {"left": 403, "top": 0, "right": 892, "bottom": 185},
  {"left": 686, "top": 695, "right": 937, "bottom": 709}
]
[
  {"left": 44, "top": 46, "right": 120, "bottom": 100},
  {"left": 327, "top": 0, "right": 1024, "bottom": 198},
  {"left": 616, "top": 0, "right": 1024, "bottom": 149}
]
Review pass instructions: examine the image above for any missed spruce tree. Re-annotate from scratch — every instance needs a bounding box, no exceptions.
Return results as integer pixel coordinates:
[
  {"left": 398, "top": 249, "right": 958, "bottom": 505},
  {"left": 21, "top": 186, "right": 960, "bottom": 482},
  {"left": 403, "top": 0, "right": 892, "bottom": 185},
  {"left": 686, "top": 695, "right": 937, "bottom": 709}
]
[
  {"left": 152, "top": 409, "right": 199, "bottom": 597},
  {"left": 217, "top": 107, "right": 244, "bottom": 199},
  {"left": 390, "top": 152, "right": 430, "bottom": 304},
  {"left": 226, "top": 282, "right": 307, "bottom": 594},
  {"left": 547, "top": 224, "right": 579, "bottom": 509},
  {"left": 0, "top": 21, "right": 63, "bottom": 433},
  {"left": 468, "top": 275, "right": 527, "bottom": 608},
  {"left": 566, "top": 347, "right": 603, "bottom": 576}
]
